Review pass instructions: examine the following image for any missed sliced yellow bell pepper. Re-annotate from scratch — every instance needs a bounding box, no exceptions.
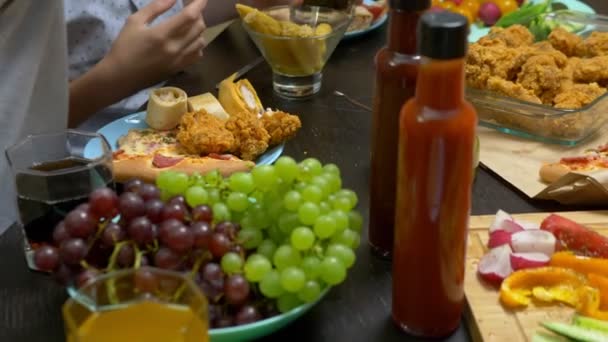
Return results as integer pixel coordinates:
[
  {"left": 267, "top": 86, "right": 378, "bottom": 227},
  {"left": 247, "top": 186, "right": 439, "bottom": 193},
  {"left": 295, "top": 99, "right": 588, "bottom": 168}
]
[
  {"left": 500, "top": 267, "right": 587, "bottom": 309},
  {"left": 550, "top": 251, "right": 608, "bottom": 278}
]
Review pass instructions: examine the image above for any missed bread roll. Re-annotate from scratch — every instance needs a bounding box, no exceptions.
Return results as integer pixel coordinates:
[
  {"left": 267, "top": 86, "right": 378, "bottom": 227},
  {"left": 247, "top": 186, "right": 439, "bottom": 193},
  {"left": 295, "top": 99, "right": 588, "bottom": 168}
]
[
  {"left": 113, "top": 155, "right": 254, "bottom": 184},
  {"left": 539, "top": 162, "right": 571, "bottom": 183},
  {"left": 145, "top": 87, "right": 188, "bottom": 130}
]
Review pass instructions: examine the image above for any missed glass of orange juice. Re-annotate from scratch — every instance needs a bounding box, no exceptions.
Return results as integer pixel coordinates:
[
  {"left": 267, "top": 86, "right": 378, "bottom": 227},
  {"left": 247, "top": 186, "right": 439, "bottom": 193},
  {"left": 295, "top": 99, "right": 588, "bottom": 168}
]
[{"left": 63, "top": 267, "right": 209, "bottom": 342}]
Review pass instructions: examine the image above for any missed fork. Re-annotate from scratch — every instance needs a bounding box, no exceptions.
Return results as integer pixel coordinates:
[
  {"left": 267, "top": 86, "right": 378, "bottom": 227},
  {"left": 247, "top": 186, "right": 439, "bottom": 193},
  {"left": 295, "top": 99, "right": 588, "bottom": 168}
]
[{"left": 333, "top": 90, "right": 372, "bottom": 112}]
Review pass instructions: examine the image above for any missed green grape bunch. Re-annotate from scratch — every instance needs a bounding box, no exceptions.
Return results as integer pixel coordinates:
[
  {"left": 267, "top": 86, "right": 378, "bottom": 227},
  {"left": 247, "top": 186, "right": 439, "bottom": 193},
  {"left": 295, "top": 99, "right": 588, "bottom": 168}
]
[{"left": 156, "top": 156, "right": 363, "bottom": 310}]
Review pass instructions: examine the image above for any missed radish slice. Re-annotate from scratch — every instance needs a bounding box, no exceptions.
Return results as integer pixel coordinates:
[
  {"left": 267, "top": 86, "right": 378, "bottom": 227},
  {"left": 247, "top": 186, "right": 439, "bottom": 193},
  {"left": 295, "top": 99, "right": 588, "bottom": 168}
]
[
  {"left": 490, "top": 210, "right": 513, "bottom": 232},
  {"left": 502, "top": 219, "right": 525, "bottom": 233},
  {"left": 510, "top": 252, "right": 550, "bottom": 270},
  {"left": 517, "top": 220, "right": 540, "bottom": 230},
  {"left": 488, "top": 230, "right": 513, "bottom": 248},
  {"left": 478, "top": 244, "right": 513, "bottom": 285},
  {"left": 510, "top": 230, "right": 556, "bottom": 256}
]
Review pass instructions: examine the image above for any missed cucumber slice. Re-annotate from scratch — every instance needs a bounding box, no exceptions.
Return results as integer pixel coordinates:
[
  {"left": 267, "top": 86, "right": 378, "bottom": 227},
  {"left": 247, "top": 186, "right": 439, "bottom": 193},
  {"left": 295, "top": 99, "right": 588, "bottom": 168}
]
[
  {"left": 573, "top": 315, "right": 608, "bottom": 334},
  {"left": 532, "top": 332, "right": 571, "bottom": 342},
  {"left": 543, "top": 322, "right": 608, "bottom": 342}
]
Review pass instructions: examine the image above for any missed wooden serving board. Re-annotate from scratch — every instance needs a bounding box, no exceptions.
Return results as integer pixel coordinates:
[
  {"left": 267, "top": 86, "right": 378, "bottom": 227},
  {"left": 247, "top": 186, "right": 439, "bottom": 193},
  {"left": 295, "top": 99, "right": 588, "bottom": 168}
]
[{"left": 464, "top": 211, "right": 608, "bottom": 342}]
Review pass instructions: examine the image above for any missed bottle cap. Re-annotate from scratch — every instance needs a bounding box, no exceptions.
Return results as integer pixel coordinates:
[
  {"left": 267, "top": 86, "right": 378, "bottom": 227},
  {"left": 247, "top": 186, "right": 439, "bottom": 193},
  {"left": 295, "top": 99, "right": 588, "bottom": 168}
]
[
  {"left": 418, "top": 11, "right": 469, "bottom": 60},
  {"left": 389, "top": 0, "right": 430, "bottom": 11}
]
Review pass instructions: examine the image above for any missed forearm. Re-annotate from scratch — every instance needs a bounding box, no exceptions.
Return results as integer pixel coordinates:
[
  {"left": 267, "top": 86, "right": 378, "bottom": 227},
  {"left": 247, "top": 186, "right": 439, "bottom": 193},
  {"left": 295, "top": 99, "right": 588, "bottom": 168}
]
[{"left": 68, "top": 57, "right": 142, "bottom": 128}]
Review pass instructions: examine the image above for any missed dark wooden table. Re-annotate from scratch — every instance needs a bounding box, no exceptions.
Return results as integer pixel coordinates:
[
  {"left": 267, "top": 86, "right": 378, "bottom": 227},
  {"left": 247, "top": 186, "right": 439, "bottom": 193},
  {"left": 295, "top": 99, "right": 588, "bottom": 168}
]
[{"left": 2, "top": 2, "right": 608, "bottom": 341}]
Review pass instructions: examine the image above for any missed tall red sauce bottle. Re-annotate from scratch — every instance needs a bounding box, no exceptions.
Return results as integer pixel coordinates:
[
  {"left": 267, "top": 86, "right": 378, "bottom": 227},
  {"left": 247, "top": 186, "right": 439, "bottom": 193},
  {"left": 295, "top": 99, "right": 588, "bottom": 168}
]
[
  {"left": 392, "top": 11, "right": 476, "bottom": 337},
  {"left": 369, "top": 0, "right": 430, "bottom": 258}
]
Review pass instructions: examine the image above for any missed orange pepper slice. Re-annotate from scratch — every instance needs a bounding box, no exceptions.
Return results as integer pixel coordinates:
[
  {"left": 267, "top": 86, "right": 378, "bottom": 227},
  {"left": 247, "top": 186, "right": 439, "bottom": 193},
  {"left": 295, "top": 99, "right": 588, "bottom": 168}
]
[
  {"left": 500, "top": 267, "right": 587, "bottom": 309},
  {"left": 550, "top": 251, "right": 608, "bottom": 278},
  {"left": 578, "top": 286, "right": 608, "bottom": 320},
  {"left": 588, "top": 273, "right": 608, "bottom": 310}
]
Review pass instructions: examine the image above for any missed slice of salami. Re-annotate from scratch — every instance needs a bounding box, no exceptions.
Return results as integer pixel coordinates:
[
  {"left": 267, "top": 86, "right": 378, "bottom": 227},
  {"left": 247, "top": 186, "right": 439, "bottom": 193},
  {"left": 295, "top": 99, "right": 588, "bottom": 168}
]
[
  {"left": 560, "top": 155, "right": 598, "bottom": 164},
  {"left": 208, "top": 153, "right": 233, "bottom": 160},
  {"left": 153, "top": 154, "right": 183, "bottom": 168}
]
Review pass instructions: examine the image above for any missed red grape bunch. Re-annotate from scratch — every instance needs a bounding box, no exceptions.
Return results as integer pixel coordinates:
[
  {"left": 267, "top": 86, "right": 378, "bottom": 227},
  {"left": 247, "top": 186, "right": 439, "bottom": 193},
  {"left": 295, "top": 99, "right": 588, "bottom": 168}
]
[{"left": 34, "top": 156, "right": 363, "bottom": 329}]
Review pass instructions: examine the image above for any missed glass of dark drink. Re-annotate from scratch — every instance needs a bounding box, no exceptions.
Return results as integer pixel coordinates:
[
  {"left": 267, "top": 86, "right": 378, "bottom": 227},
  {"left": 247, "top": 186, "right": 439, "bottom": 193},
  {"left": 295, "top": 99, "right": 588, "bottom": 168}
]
[{"left": 5, "top": 130, "right": 113, "bottom": 270}]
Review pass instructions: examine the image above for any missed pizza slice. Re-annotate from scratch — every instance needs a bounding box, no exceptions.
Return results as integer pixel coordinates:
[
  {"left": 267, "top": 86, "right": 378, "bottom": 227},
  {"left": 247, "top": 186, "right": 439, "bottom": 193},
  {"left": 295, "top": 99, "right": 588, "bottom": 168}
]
[
  {"left": 110, "top": 82, "right": 302, "bottom": 184},
  {"left": 539, "top": 144, "right": 608, "bottom": 183},
  {"left": 112, "top": 128, "right": 253, "bottom": 183}
]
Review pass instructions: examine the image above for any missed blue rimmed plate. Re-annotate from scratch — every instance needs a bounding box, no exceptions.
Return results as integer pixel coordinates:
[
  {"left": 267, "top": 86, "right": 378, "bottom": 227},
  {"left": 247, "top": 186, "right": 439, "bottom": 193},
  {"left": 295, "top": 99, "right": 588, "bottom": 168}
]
[
  {"left": 210, "top": 289, "right": 329, "bottom": 342},
  {"left": 85, "top": 111, "right": 283, "bottom": 165},
  {"left": 343, "top": 0, "right": 388, "bottom": 40}
]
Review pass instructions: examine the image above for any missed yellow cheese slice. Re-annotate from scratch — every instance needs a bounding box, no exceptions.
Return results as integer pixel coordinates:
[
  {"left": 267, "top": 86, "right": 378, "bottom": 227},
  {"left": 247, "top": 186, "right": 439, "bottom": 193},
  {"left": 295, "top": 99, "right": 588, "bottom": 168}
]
[{"left": 187, "top": 93, "right": 229, "bottom": 120}]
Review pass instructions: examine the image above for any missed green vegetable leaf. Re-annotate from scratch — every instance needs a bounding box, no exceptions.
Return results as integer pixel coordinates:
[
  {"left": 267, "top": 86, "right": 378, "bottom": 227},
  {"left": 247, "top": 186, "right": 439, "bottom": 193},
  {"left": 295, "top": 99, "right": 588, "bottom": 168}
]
[
  {"left": 529, "top": 17, "right": 552, "bottom": 40},
  {"left": 495, "top": 0, "right": 554, "bottom": 28},
  {"left": 552, "top": 2, "right": 569, "bottom": 10}
]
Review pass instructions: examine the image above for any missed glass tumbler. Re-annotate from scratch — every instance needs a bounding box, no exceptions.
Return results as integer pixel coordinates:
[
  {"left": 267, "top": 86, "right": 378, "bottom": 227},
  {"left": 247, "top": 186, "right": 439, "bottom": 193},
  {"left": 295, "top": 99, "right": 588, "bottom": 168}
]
[
  {"left": 63, "top": 267, "right": 209, "bottom": 342},
  {"left": 240, "top": 3, "right": 351, "bottom": 98},
  {"left": 5, "top": 130, "right": 113, "bottom": 270}
]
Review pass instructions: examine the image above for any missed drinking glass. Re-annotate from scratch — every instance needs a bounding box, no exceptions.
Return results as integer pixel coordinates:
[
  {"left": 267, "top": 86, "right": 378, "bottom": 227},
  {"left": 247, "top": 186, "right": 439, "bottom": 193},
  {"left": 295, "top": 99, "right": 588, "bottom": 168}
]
[
  {"left": 239, "top": 2, "right": 352, "bottom": 98},
  {"left": 5, "top": 130, "right": 113, "bottom": 270},
  {"left": 238, "top": 0, "right": 358, "bottom": 12},
  {"left": 302, "top": 0, "right": 358, "bottom": 12},
  {"left": 63, "top": 267, "right": 209, "bottom": 342}
]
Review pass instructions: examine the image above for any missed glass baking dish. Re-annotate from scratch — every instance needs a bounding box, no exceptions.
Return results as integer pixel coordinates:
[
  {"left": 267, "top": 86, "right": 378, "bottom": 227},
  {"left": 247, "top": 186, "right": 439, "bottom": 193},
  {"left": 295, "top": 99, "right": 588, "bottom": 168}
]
[{"left": 467, "top": 10, "right": 608, "bottom": 146}]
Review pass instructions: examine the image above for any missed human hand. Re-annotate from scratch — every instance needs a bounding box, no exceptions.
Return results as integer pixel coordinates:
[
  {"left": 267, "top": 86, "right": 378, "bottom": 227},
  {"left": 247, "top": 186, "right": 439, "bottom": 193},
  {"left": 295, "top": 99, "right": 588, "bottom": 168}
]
[{"left": 105, "top": 0, "right": 208, "bottom": 86}]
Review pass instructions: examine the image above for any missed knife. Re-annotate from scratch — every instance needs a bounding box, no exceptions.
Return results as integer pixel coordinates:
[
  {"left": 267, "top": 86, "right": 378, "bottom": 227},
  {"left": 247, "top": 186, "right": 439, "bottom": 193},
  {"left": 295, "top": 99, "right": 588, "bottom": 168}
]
[{"left": 215, "top": 56, "right": 265, "bottom": 89}]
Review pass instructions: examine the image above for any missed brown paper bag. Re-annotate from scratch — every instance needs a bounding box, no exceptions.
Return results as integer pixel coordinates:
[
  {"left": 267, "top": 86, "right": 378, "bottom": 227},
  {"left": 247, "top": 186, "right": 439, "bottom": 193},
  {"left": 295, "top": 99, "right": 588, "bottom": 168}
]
[
  {"left": 535, "top": 172, "right": 608, "bottom": 205},
  {"left": 478, "top": 126, "right": 608, "bottom": 205}
]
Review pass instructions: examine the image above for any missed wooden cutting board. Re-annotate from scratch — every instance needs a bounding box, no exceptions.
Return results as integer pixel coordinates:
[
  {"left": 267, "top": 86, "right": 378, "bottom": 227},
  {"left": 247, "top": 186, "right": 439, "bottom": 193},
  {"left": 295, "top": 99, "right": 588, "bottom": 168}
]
[{"left": 464, "top": 211, "right": 608, "bottom": 342}]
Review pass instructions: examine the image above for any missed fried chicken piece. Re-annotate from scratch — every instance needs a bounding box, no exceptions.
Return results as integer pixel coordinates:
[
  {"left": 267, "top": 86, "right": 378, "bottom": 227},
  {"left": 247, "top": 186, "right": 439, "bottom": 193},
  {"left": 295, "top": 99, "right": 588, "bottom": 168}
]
[
  {"left": 477, "top": 25, "right": 534, "bottom": 48},
  {"left": 486, "top": 76, "right": 542, "bottom": 104},
  {"left": 576, "top": 31, "right": 608, "bottom": 57},
  {"left": 554, "top": 83, "right": 607, "bottom": 109},
  {"left": 548, "top": 27, "right": 583, "bottom": 57},
  {"left": 516, "top": 54, "right": 567, "bottom": 104},
  {"left": 570, "top": 55, "right": 608, "bottom": 85},
  {"left": 557, "top": 59, "right": 576, "bottom": 93},
  {"left": 532, "top": 41, "right": 555, "bottom": 50},
  {"left": 261, "top": 111, "right": 302, "bottom": 146},
  {"left": 513, "top": 43, "right": 569, "bottom": 71},
  {"left": 177, "top": 110, "right": 235, "bottom": 155},
  {"left": 465, "top": 43, "right": 520, "bottom": 88},
  {"left": 225, "top": 110, "right": 270, "bottom": 161}
]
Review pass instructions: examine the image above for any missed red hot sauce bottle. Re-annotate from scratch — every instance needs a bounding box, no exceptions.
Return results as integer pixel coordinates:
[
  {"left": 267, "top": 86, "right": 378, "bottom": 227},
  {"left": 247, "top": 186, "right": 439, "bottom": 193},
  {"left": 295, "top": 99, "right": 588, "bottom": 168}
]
[
  {"left": 392, "top": 11, "right": 477, "bottom": 337},
  {"left": 369, "top": 0, "right": 430, "bottom": 258}
]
